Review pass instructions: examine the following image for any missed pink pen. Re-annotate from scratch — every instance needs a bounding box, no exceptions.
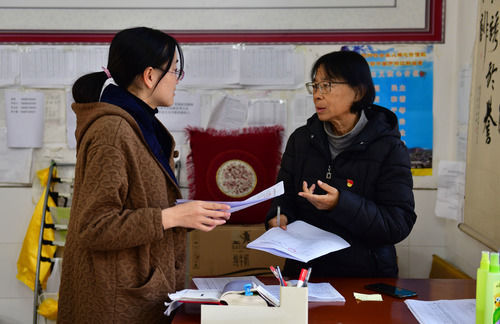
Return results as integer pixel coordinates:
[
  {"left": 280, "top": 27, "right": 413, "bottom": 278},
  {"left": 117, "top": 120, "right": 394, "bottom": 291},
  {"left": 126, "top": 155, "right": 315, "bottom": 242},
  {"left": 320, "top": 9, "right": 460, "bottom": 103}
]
[{"left": 296, "top": 268, "right": 308, "bottom": 287}]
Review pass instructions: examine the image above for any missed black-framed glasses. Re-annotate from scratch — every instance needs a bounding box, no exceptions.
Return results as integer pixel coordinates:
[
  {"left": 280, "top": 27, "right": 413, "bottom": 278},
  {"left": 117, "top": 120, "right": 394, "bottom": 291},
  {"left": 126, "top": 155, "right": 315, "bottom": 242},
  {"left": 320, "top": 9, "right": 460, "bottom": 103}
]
[
  {"left": 155, "top": 67, "right": 185, "bottom": 81},
  {"left": 305, "top": 80, "right": 348, "bottom": 94}
]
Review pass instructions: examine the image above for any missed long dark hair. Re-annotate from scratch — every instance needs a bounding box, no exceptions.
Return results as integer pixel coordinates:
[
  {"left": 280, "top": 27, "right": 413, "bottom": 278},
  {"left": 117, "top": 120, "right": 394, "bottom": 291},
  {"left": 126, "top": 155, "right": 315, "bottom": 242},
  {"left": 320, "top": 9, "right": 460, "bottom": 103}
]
[
  {"left": 72, "top": 27, "right": 184, "bottom": 103},
  {"left": 311, "top": 50, "right": 375, "bottom": 114}
]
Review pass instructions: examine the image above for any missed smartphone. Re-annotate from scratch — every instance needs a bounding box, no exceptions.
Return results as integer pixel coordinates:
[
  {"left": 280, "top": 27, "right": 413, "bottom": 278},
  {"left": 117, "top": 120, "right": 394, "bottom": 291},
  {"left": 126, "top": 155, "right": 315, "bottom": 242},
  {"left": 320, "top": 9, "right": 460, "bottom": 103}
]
[{"left": 364, "top": 283, "right": 417, "bottom": 298}]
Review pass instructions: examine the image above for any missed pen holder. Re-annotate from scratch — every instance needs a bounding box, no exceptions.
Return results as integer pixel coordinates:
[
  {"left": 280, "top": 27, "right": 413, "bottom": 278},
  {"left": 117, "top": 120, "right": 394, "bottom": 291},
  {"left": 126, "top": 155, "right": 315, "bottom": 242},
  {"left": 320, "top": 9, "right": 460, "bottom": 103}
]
[{"left": 201, "top": 286, "right": 308, "bottom": 324}]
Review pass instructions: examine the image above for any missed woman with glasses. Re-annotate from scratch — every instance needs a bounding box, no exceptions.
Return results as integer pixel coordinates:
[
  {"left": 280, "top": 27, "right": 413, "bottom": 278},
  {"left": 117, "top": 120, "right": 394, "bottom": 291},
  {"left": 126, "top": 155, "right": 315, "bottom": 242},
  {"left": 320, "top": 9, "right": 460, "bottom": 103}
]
[
  {"left": 265, "top": 50, "right": 416, "bottom": 279},
  {"left": 58, "top": 27, "right": 230, "bottom": 324}
]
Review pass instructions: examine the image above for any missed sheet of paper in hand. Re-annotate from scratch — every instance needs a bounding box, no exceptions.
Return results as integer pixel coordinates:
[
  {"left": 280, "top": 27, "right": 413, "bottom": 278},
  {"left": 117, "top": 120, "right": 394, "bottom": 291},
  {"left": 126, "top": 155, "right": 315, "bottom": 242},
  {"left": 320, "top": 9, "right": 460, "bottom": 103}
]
[{"left": 246, "top": 220, "right": 350, "bottom": 263}]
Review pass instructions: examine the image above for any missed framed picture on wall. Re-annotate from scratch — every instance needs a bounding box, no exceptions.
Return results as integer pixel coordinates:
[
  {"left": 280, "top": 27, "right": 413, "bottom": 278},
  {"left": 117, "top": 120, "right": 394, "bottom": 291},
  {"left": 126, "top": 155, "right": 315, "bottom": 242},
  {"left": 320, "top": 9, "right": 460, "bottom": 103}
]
[{"left": 0, "top": 0, "right": 444, "bottom": 43}]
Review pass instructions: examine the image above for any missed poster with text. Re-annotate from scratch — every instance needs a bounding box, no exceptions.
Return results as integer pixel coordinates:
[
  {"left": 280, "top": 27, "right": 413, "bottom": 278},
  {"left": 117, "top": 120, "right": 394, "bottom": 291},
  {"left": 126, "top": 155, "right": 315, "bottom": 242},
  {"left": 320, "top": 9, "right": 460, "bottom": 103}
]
[{"left": 345, "top": 45, "right": 434, "bottom": 176}]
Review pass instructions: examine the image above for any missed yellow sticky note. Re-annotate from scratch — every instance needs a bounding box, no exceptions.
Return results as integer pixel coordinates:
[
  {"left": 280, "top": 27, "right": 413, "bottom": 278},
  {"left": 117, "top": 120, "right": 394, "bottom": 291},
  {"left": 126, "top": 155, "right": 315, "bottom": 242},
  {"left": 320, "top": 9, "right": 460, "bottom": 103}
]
[{"left": 353, "top": 292, "right": 383, "bottom": 301}]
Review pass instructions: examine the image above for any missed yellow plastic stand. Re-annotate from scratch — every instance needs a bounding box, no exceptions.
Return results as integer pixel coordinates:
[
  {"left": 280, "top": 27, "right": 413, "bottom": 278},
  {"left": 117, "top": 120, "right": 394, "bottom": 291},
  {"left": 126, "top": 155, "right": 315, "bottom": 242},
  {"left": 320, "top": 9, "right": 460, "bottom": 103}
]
[{"left": 201, "top": 286, "right": 308, "bottom": 324}]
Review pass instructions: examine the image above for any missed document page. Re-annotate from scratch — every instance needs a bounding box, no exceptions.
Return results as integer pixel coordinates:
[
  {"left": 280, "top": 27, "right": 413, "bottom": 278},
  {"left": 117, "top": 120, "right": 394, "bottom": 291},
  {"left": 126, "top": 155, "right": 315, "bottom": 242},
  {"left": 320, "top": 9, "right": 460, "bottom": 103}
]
[
  {"left": 404, "top": 299, "right": 475, "bottom": 324},
  {"left": 246, "top": 220, "right": 350, "bottom": 263},
  {"left": 176, "top": 181, "right": 284, "bottom": 213},
  {"left": 266, "top": 281, "right": 346, "bottom": 303}
]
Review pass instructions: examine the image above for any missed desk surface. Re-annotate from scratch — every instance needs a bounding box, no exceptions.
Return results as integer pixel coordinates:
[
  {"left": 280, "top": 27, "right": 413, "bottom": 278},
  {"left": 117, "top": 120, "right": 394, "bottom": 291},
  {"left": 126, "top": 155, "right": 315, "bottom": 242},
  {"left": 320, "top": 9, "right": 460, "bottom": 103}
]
[{"left": 171, "top": 277, "right": 476, "bottom": 324}]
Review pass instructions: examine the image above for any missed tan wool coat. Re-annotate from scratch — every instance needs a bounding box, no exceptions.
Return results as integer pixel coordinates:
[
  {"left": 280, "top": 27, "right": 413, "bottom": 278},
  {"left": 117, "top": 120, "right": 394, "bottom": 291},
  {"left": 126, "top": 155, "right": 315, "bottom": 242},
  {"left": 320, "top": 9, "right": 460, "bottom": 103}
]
[{"left": 58, "top": 101, "right": 186, "bottom": 323}]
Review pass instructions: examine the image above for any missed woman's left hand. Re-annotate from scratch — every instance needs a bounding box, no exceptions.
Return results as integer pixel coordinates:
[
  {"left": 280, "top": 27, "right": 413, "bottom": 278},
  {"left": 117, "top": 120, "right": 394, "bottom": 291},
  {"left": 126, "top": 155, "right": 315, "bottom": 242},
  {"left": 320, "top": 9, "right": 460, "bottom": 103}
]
[{"left": 298, "top": 180, "right": 339, "bottom": 210}]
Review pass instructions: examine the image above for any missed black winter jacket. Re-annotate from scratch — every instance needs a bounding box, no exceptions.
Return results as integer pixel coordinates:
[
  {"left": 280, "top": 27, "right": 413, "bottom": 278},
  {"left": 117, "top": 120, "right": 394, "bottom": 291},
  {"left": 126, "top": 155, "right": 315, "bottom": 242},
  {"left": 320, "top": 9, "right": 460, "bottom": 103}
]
[{"left": 265, "top": 104, "right": 416, "bottom": 278}]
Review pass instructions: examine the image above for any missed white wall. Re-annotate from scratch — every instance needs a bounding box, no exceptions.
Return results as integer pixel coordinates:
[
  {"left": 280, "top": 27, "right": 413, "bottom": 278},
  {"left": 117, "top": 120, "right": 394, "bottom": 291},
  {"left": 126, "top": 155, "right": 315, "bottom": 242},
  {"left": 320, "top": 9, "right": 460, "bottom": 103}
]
[{"left": 0, "top": 1, "right": 490, "bottom": 322}]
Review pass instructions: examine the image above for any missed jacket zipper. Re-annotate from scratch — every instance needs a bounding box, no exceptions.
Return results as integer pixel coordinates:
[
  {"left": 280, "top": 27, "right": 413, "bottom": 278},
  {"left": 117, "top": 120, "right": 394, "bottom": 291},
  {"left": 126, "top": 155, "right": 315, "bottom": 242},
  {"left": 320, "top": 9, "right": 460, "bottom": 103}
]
[{"left": 326, "top": 165, "right": 332, "bottom": 179}]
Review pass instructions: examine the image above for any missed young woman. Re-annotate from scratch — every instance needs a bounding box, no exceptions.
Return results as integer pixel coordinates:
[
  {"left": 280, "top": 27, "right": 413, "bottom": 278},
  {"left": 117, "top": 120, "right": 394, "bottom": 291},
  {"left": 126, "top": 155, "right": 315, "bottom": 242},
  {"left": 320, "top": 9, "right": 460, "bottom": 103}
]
[
  {"left": 266, "top": 50, "right": 416, "bottom": 279},
  {"left": 58, "top": 27, "right": 231, "bottom": 323}
]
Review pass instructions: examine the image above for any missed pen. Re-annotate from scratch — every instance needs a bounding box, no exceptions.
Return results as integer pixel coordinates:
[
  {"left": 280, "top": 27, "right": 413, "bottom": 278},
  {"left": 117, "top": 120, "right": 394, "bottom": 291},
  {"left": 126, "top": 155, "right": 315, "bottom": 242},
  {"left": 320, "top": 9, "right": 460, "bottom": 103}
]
[
  {"left": 276, "top": 206, "right": 280, "bottom": 228},
  {"left": 296, "top": 268, "right": 308, "bottom": 288},
  {"left": 303, "top": 267, "right": 312, "bottom": 287},
  {"left": 269, "top": 266, "right": 281, "bottom": 285},
  {"left": 276, "top": 265, "right": 287, "bottom": 286}
]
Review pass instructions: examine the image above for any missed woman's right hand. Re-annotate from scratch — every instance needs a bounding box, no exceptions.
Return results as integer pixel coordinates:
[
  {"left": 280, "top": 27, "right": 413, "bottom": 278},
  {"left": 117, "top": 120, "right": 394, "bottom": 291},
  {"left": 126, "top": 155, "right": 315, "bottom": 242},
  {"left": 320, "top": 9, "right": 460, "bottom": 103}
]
[
  {"left": 269, "top": 214, "right": 288, "bottom": 230},
  {"left": 161, "top": 201, "right": 231, "bottom": 231}
]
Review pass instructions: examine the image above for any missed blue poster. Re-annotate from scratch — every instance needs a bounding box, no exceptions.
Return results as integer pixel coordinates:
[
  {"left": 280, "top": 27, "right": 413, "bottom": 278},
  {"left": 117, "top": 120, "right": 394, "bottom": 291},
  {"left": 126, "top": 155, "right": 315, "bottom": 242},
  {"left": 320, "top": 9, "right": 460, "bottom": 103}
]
[{"left": 345, "top": 45, "right": 434, "bottom": 175}]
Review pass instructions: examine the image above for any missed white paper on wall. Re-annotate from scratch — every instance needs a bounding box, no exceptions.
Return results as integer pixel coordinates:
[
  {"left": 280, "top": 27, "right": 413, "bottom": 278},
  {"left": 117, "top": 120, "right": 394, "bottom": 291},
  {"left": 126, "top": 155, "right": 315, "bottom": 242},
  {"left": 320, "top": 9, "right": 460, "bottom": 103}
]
[
  {"left": 434, "top": 160, "right": 466, "bottom": 221},
  {"left": 0, "top": 127, "right": 33, "bottom": 184},
  {"left": 290, "top": 94, "right": 315, "bottom": 131},
  {"left": 5, "top": 89, "right": 45, "bottom": 148},
  {"left": 66, "top": 90, "right": 76, "bottom": 149},
  {"left": 156, "top": 90, "right": 201, "bottom": 132},
  {"left": 0, "top": 45, "right": 20, "bottom": 86},
  {"left": 247, "top": 98, "right": 287, "bottom": 127},
  {"left": 74, "top": 45, "right": 109, "bottom": 77},
  {"left": 206, "top": 95, "right": 248, "bottom": 129},
  {"left": 240, "top": 45, "right": 304, "bottom": 88},
  {"left": 180, "top": 45, "right": 240, "bottom": 87},
  {"left": 20, "top": 46, "right": 77, "bottom": 87}
]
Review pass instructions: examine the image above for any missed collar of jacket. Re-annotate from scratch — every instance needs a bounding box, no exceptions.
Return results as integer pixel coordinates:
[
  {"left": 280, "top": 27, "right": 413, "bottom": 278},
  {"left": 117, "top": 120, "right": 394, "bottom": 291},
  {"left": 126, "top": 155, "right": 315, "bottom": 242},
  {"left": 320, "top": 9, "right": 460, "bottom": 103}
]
[
  {"left": 305, "top": 104, "right": 400, "bottom": 156},
  {"left": 100, "top": 84, "right": 178, "bottom": 185}
]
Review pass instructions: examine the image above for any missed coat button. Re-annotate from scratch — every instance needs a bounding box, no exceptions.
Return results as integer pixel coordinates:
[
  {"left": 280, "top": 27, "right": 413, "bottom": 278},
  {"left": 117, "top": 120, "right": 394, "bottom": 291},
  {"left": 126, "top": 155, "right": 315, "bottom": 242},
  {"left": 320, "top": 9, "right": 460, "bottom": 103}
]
[{"left": 310, "top": 134, "right": 315, "bottom": 139}]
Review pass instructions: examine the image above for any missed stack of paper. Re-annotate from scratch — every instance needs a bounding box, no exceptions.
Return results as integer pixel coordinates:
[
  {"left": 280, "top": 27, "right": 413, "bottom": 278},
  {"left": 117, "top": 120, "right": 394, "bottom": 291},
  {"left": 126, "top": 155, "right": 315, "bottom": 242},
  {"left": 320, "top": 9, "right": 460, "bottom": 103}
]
[{"left": 246, "top": 220, "right": 350, "bottom": 263}]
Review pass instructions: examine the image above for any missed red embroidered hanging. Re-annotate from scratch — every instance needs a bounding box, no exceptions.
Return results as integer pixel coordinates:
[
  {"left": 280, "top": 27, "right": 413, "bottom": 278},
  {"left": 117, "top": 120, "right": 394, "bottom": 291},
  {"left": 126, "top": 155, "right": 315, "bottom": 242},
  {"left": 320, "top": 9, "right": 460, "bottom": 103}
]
[{"left": 186, "top": 126, "right": 284, "bottom": 224}]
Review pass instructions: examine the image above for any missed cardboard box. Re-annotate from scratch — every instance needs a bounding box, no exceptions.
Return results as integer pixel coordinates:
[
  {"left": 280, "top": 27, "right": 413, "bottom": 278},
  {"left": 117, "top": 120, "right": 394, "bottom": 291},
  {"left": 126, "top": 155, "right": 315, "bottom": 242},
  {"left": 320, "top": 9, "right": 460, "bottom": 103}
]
[{"left": 188, "top": 224, "right": 285, "bottom": 278}]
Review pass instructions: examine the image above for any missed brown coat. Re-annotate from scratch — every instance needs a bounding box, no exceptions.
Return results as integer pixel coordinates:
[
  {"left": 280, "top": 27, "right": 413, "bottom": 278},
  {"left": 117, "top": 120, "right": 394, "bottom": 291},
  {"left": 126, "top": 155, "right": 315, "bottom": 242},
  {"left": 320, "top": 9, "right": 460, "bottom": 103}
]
[{"left": 58, "top": 102, "right": 186, "bottom": 323}]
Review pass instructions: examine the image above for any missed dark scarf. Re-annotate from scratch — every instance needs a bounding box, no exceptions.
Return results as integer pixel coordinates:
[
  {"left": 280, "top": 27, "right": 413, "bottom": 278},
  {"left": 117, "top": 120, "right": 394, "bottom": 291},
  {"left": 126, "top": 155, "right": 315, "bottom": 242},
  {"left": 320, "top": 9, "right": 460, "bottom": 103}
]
[{"left": 100, "top": 84, "right": 178, "bottom": 185}]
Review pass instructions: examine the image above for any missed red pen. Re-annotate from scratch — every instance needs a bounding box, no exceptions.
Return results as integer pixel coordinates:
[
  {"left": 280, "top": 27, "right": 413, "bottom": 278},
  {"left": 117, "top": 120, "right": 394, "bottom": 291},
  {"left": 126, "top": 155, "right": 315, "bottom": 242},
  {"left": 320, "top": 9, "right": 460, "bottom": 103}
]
[{"left": 296, "top": 268, "right": 308, "bottom": 287}]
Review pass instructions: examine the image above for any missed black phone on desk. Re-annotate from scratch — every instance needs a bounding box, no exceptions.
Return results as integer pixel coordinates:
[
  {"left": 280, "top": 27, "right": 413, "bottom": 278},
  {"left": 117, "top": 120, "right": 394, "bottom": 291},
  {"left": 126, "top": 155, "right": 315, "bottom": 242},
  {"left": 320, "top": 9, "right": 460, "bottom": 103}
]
[{"left": 364, "top": 283, "right": 417, "bottom": 298}]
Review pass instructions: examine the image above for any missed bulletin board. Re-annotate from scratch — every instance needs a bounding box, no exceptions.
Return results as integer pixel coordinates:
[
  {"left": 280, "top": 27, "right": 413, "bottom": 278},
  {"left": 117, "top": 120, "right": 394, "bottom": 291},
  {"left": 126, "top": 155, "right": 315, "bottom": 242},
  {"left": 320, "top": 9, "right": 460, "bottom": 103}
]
[
  {"left": 0, "top": 0, "right": 444, "bottom": 43},
  {"left": 460, "top": 0, "right": 500, "bottom": 251}
]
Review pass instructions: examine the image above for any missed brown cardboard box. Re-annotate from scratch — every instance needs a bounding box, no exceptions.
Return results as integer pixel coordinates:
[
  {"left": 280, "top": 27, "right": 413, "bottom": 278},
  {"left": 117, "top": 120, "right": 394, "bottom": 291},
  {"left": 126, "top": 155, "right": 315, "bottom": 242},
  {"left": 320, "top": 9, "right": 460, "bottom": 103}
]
[{"left": 188, "top": 224, "right": 285, "bottom": 278}]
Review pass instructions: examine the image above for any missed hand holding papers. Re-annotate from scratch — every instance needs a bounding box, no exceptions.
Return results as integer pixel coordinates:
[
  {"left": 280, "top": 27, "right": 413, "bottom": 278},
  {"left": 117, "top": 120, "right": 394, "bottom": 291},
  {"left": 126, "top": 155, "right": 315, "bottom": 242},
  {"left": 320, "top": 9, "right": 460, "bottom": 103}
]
[
  {"left": 246, "top": 220, "right": 350, "bottom": 263},
  {"left": 176, "top": 181, "right": 284, "bottom": 213}
]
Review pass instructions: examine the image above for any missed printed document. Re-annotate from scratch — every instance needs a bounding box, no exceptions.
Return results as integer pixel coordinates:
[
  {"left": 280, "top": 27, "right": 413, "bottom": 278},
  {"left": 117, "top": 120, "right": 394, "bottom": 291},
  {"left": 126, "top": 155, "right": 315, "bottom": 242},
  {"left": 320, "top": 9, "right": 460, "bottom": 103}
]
[
  {"left": 246, "top": 220, "right": 350, "bottom": 263},
  {"left": 404, "top": 299, "right": 475, "bottom": 324},
  {"left": 176, "top": 181, "right": 284, "bottom": 213}
]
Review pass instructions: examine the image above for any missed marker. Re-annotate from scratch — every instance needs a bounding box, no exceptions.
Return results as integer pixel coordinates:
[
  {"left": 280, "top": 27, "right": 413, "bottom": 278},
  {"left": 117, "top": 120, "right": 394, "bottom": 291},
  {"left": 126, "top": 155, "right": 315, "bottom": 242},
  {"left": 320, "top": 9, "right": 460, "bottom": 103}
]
[
  {"left": 303, "top": 267, "right": 312, "bottom": 287},
  {"left": 276, "top": 206, "right": 281, "bottom": 228},
  {"left": 296, "top": 268, "right": 308, "bottom": 287}
]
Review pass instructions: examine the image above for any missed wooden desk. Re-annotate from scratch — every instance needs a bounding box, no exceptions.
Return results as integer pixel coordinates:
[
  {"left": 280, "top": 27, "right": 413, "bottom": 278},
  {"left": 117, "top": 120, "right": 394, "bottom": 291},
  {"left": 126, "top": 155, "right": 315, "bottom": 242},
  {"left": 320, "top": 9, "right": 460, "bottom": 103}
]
[{"left": 171, "top": 277, "right": 476, "bottom": 324}]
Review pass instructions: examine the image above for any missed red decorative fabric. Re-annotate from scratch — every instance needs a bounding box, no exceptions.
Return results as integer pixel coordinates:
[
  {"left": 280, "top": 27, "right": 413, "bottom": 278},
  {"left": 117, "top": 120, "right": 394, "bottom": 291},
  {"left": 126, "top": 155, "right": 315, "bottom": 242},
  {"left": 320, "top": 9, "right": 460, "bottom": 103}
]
[{"left": 186, "top": 126, "right": 284, "bottom": 224}]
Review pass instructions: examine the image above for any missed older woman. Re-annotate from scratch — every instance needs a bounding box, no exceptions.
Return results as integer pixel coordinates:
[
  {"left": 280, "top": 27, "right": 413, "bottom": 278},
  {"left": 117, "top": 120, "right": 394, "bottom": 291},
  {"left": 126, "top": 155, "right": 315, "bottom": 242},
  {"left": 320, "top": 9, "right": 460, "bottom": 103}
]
[{"left": 266, "top": 50, "right": 416, "bottom": 278}]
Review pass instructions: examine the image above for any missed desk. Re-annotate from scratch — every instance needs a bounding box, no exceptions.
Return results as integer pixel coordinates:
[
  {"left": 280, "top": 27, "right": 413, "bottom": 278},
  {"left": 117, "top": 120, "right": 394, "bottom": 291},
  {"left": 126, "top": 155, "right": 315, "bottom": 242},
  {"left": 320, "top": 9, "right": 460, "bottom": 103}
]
[{"left": 171, "top": 277, "right": 476, "bottom": 324}]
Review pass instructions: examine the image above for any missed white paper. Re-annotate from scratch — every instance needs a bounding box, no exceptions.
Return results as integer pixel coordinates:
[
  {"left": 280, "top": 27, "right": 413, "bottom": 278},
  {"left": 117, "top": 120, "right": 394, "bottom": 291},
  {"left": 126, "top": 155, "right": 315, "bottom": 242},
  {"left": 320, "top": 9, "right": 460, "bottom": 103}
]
[
  {"left": 74, "top": 45, "right": 109, "bottom": 77},
  {"left": 247, "top": 99, "right": 287, "bottom": 127},
  {"left": 156, "top": 90, "right": 201, "bottom": 131},
  {"left": 5, "top": 89, "right": 45, "bottom": 148},
  {"left": 282, "top": 281, "right": 346, "bottom": 302},
  {"left": 66, "top": 90, "right": 76, "bottom": 149},
  {"left": 404, "top": 299, "right": 475, "bottom": 324},
  {"left": 0, "top": 127, "right": 33, "bottom": 184},
  {"left": 20, "top": 46, "right": 76, "bottom": 87},
  {"left": 0, "top": 45, "right": 20, "bottom": 86},
  {"left": 246, "top": 220, "right": 351, "bottom": 263},
  {"left": 240, "top": 45, "right": 297, "bottom": 86},
  {"left": 176, "top": 181, "right": 284, "bottom": 213},
  {"left": 206, "top": 95, "right": 248, "bottom": 129},
  {"left": 434, "top": 160, "right": 466, "bottom": 221},
  {"left": 290, "top": 95, "right": 315, "bottom": 131},
  {"left": 181, "top": 45, "right": 240, "bottom": 87}
]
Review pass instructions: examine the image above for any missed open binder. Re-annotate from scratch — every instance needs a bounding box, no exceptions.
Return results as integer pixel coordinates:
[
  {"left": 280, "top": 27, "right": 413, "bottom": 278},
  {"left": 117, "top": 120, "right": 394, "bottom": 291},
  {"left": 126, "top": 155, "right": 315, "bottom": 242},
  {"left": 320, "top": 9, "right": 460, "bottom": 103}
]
[{"left": 201, "top": 286, "right": 308, "bottom": 324}]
